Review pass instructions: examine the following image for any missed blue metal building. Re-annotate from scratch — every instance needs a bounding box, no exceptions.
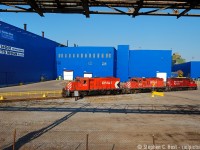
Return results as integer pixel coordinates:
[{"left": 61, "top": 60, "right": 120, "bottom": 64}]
[
  {"left": 116, "top": 45, "right": 172, "bottom": 81},
  {"left": 117, "top": 45, "right": 129, "bottom": 82},
  {"left": 56, "top": 46, "right": 116, "bottom": 79},
  {"left": 1, "top": 21, "right": 174, "bottom": 86},
  {"left": 128, "top": 50, "right": 172, "bottom": 79},
  {"left": 0, "top": 21, "right": 60, "bottom": 86},
  {"left": 57, "top": 45, "right": 172, "bottom": 82},
  {"left": 172, "top": 61, "right": 200, "bottom": 79}
]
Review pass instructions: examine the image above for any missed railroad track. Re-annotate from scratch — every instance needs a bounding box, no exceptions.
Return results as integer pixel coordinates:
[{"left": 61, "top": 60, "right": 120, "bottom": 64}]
[{"left": 0, "top": 103, "right": 200, "bottom": 115}]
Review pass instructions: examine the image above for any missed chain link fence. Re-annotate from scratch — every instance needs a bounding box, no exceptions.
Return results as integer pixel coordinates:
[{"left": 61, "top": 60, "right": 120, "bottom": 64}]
[
  {"left": 2, "top": 128, "right": 200, "bottom": 150},
  {"left": 1, "top": 130, "right": 154, "bottom": 150}
]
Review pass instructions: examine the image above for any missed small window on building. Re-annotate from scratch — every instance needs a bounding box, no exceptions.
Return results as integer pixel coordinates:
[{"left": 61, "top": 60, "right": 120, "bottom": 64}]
[
  {"left": 93, "top": 53, "right": 95, "bottom": 58},
  {"left": 89, "top": 53, "right": 91, "bottom": 58},
  {"left": 85, "top": 53, "right": 87, "bottom": 58},
  {"left": 106, "top": 53, "right": 109, "bottom": 58},
  {"left": 109, "top": 53, "right": 112, "bottom": 58},
  {"left": 97, "top": 53, "right": 100, "bottom": 58},
  {"left": 102, "top": 62, "right": 107, "bottom": 66},
  {"left": 102, "top": 53, "right": 104, "bottom": 58},
  {"left": 77, "top": 54, "right": 79, "bottom": 58},
  {"left": 81, "top": 53, "right": 83, "bottom": 58},
  {"left": 69, "top": 54, "right": 71, "bottom": 58}
]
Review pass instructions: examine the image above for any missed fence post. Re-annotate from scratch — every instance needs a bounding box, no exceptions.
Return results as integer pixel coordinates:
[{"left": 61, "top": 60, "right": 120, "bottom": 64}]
[
  {"left": 86, "top": 134, "right": 89, "bottom": 150},
  {"left": 13, "top": 129, "right": 16, "bottom": 150},
  {"left": 152, "top": 134, "right": 155, "bottom": 149}
]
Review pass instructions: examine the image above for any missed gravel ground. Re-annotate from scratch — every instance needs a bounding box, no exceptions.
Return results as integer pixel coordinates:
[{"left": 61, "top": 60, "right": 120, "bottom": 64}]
[{"left": 0, "top": 89, "right": 200, "bottom": 150}]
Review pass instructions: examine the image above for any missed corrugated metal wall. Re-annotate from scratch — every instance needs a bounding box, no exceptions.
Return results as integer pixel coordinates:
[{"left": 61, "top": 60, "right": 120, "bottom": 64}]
[
  {"left": 56, "top": 47, "right": 116, "bottom": 79},
  {"left": 129, "top": 50, "right": 172, "bottom": 78},
  {"left": 0, "top": 21, "right": 59, "bottom": 86},
  {"left": 172, "top": 62, "right": 191, "bottom": 77},
  {"left": 191, "top": 61, "right": 200, "bottom": 78},
  {"left": 172, "top": 61, "right": 200, "bottom": 78},
  {"left": 116, "top": 45, "right": 129, "bottom": 82}
]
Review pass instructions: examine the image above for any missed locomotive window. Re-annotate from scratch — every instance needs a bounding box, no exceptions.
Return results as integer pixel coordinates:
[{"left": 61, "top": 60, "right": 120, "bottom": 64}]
[
  {"left": 69, "top": 54, "right": 71, "bottom": 58},
  {"left": 65, "top": 54, "right": 68, "bottom": 58},
  {"left": 77, "top": 54, "right": 79, "bottom": 58},
  {"left": 93, "top": 53, "right": 95, "bottom": 58},
  {"left": 85, "top": 54, "right": 87, "bottom": 58},
  {"left": 83, "top": 80, "right": 87, "bottom": 84},
  {"left": 102, "top": 53, "right": 104, "bottom": 58},
  {"left": 89, "top": 53, "right": 91, "bottom": 58},
  {"left": 81, "top": 53, "right": 83, "bottom": 58},
  {"left": 73, "top": 54, "right": 75, "bottom": 58},
  {"left": 97, "top": 53, "right": 100, "bottom": 58}
]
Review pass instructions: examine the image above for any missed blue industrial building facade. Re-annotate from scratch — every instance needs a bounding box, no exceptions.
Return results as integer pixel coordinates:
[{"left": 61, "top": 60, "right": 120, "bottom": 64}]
[
  {"left": 57, "top": 45, "right": 172, "bottom": 82},
  {"left": 56, "top": 47, "right": 116, "bottom": 78},
  {"left": 0, "top": 21, "right": 59, "bottom": 86},
  {"left": 1, "top": 21, "right": 173, "bottom": 86},
  {"left": 117, "top": 45, "right": 129, "bottom": 82},
  {"left": 172, "top": 61, "right": 200, "bottom": 79},
  {"left": 129, "top": 50, "right": 172, "bottom": 79}
]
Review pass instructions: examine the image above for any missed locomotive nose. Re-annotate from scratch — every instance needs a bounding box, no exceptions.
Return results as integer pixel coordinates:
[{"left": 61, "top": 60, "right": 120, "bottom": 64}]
[
  {"left": 66, "top": 82, "right": 72, "bottom": 90},
  {"left": 115, "top": 81, "right": 120, "bottom": 88}
]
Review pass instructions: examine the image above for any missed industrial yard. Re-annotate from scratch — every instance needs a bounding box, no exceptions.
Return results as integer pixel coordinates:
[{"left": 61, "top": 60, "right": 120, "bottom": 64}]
[
  {"left": 0, "top": 86, "right": 200, "bottom": 150},
  {"left": 1, "top": 1, "right": 200, "bottom": 149}
]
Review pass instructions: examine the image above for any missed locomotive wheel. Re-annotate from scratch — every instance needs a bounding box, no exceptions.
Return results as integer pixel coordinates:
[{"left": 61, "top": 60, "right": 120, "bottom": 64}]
[
  {"left": 130, "top": 90, "right": 135, "bottom": 94},
  {"left": 106, "top": 91, "right": 111, "bottom": 95}
]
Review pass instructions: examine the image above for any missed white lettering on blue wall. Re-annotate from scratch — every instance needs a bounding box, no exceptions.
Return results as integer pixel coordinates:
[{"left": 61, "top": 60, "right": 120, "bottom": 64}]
[
  {"left": 0, "top": 44, "right": 24, "bottom": 57},
  {"left": 0, "top": 30, "right": 14, "bottom": 41}
]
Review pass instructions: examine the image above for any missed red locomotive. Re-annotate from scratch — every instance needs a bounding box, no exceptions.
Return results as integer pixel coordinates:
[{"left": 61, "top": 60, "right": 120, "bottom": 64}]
[
  {"left": 62, "top": 77, "right": 121, "bottom": 97},
  {"left": 166, "top": 78, "right": 197, "bottom": 91},
  {"left": 62, "top": 77, "right": 197, "bottom": 97},
  {"left": 123, "top": 77, "right": 165, "bottom": 93}
]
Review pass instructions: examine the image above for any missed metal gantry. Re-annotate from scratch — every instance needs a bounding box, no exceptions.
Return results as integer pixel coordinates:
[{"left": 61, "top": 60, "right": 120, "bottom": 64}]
[{"left": 0, "top": 0, "right": 200, "bottom": 18}]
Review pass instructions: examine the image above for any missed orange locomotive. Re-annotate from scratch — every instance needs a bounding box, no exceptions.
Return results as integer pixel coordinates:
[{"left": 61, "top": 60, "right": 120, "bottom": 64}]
[{"left": 62, "top": 77, "right": 121, "bottom": 97}]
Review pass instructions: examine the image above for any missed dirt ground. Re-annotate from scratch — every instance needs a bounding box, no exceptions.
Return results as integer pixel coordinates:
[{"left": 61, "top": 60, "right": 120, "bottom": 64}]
[{"left": 0, "top": 89, "right": 200, "bottom": 150}]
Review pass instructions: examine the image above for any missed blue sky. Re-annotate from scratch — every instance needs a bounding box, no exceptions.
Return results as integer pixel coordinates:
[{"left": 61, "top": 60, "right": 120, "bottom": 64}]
[{"left": 0, "top": 12, "right": 200, "bottom": 61}]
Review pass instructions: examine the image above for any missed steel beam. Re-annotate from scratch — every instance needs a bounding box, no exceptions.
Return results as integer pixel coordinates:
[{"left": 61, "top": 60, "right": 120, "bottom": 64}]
[
  {"left": 26, "top": 0, "right": 44, "bottom": 16},
  {"left": 0, "top": 0, "right": 200, "bottom": 17},
  {"left": 133, "top": 0, "right": 143, "bottom": 17},
  {"left": 81, "top": 0, "right": 90, "bottom": 18}
]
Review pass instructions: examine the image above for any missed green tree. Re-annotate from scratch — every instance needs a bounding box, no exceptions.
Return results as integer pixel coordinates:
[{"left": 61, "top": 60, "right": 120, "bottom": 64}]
[{"left": 172, "top": 53, "right": 186, "bottom": 65}]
